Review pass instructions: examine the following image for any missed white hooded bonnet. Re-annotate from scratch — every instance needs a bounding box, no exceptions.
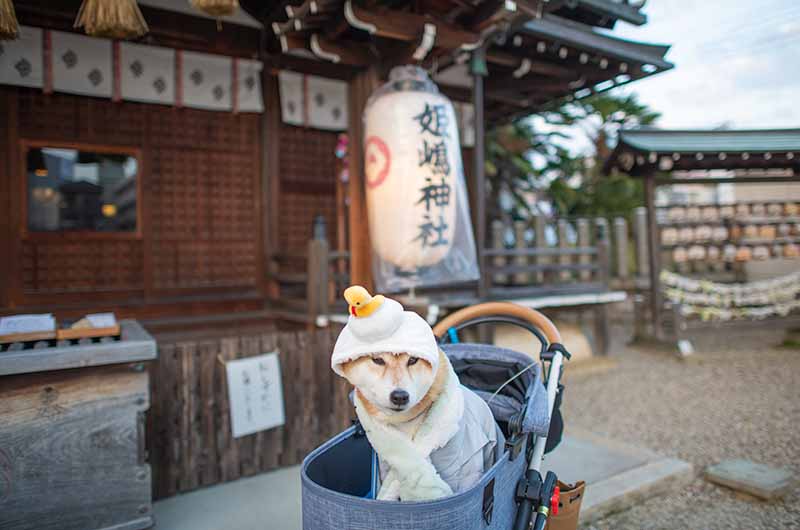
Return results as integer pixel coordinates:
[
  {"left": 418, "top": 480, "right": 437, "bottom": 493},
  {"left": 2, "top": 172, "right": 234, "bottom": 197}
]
[{"left": 331, "top": 289, "right": 440, "bottom": 377}]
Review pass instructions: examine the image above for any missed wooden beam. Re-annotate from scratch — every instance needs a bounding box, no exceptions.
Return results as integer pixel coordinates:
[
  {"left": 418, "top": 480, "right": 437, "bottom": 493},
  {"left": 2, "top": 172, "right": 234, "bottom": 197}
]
[
  {"left": 344, "top": 1, "right": 480, "bottom": 50},
  {"left": 468, "top": 0, "right": 519, "bottom": 32},
  {"left": 262, "top": 73, "right": 282, "bottom": 300},
  {"left": 655, "top": 175, "right": 800, "bottom": 185},
  {"left": 277, "top": 33, "right": 309, "bottom": 54},
  {"left": 486, "top": 50, "right": 574, "bottom": 77},
  {"left": 309, "top": 34, "right": 373, "bottom": 66},
  {"left": 473, "top": 49, "right": 488, "bottom": 300},
  {"left": 347, "top": 67, "right": 381, "bottom": 290}
]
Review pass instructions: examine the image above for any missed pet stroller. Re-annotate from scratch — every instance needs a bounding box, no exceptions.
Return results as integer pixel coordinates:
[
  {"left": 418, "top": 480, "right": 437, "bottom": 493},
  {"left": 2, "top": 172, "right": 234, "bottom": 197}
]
[{"left": 301, "top": 302, "right": 571, "bottom": 530}]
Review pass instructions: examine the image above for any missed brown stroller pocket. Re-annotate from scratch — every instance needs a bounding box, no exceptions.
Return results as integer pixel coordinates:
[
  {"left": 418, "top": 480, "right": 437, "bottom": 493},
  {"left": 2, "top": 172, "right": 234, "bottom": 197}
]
[{"left": 545, "top": 480, "right": 585, "bottom": 530}]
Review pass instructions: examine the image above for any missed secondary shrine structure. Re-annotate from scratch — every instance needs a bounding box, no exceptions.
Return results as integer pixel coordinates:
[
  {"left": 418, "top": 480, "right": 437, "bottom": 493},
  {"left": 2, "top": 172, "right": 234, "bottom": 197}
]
[
  {"left": 0, "top": 0, "right": 673, "bottom": 334},
  {"left": 605, "top": 128, "right": 800, "bottom": 340}
]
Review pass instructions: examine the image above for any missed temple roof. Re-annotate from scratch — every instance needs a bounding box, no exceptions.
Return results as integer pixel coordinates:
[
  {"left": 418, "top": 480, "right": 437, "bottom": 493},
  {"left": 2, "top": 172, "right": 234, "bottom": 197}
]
[
  {"left": 605, "top": 128, "right": 800, "bottom": 176},
  {"left": 241, "top": 0, "right": 672, "bottom": 120}
]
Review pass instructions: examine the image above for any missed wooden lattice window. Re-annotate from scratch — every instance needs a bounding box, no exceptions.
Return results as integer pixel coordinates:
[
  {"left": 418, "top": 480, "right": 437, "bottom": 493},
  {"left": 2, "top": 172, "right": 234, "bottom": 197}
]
[{"left": 22, "top": 141, "right": 141, "bottom": 237}]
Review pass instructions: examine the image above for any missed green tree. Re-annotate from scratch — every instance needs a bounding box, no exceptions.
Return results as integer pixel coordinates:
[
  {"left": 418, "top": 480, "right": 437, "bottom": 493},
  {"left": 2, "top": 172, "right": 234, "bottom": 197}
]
[
  {"left": 546, "top": 92, "right": 660, "bottom": 218},
  {"left": 485, "top": 91, "right": 660, "bottom": 220}
]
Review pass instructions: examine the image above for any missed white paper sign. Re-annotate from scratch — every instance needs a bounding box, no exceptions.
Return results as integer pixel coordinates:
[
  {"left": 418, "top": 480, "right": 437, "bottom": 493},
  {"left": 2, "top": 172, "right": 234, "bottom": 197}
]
[
  {"left": 182, "top": 50, "right": 232, "bottom": 111},
  {"left": 225, "top": 352, "right": 285, "bottom": 438},
  {"left": 0, "top": 314, "right": 55, "bottom": 334},
  {"left": 86, "top": 312, "right": 117, "bottom": 328},
  {"left": 278, "top": 70, "right": 304, "bottom": 125},
  {"left": 120, "top": 42, "right": 175, "bottom": 105},
  {"left": 0, "top": 26, "right": 44, "bottom": 89},
  {"left": 307, "top": 75, "right": 348, "bottom": 131},
  {"left": 52, "top": 30, "right": 113, "bottom": 98},
  {"left": 236, "top": 58, "right": 264, "bottom": 113}
]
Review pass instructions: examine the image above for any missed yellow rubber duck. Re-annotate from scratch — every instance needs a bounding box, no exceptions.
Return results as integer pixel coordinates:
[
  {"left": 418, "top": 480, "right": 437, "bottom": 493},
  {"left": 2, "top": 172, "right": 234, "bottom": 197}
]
[{"left": 344, "top": 285, "right": 385, "bottom": 317}]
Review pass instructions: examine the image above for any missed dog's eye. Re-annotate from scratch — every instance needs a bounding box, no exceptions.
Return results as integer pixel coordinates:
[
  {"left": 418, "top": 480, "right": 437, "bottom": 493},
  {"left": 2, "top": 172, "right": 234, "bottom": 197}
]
[
  {"left": 407, "top": 357, "right": 419, "bottom": 366},
  {"left": 371, "top": 357, "right": 385, "bottom": 366}
]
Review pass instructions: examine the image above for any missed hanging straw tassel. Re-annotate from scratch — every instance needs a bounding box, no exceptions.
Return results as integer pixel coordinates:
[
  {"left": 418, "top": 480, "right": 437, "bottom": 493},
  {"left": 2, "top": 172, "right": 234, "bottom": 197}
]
[
  {"left": 74, "top": 0, "right": 149, "bottom": 39},
  {"left": 189, "top": 0, "right": 239, "bottom": 17},
  {"left": 0, "top": 0, "right": 20, "bottom": 40}
]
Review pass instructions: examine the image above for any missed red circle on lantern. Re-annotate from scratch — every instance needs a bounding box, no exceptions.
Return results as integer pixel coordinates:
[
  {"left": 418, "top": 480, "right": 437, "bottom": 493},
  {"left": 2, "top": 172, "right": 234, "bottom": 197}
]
[{"left": 365, "top": 136, "right": 391, "bottom": 189}]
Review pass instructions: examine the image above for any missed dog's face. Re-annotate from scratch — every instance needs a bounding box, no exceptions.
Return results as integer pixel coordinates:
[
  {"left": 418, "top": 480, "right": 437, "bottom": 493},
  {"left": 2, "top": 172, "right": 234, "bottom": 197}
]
[{"left": 341, "top": 353, "right": 435, "bottom": 415}]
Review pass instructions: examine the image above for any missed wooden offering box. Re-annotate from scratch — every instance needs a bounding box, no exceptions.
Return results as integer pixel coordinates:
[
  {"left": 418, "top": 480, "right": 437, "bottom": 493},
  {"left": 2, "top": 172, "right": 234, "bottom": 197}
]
[{"left": 0, "top": 320, "right": 157, "bottom": 530}]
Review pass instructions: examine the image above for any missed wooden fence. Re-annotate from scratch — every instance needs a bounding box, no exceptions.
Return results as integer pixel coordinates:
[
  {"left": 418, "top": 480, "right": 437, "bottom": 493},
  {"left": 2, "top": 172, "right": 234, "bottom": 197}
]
[{"left": 147, "top": 326, "right": 350, "bottom": 500}]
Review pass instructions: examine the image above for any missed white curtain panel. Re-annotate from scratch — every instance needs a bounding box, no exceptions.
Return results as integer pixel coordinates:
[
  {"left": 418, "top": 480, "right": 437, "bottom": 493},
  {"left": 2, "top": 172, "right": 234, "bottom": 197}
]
[
  {"left": 236, "top": 59, "right": 264, "bottom": 113},
  {"left": 279, "top": 70, "right": 304, "bottom": 126},
  {"left": 120, "top": 42, "right": 175, "bottom": 105},
  {"left": 307, "top": 75, "right": 348, "bottom": 131},
  {"left": 51, "top": 30, "right": 112, "bottom": 98},
  {"left": 0, "top": 26, "right": 43, "bottom": 88},
  {"left": 182, "top": 50, "right": 232, "bottom": 111}
]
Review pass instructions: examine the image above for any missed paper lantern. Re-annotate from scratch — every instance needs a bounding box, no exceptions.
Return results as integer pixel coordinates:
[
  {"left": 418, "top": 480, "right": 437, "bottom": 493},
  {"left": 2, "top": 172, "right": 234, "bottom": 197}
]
[
  {"left": 752, "top": 245, "right": 770, "bottom": 260},
  {"left": 364, "top": 66, "right": 461, "bottom": 272},
  {"left": 758, "top": 225, "right": 776, "bottom": 240},
  {"left": 712, "top": 226, "right": 728, "bottom": 242},
  {"left": 701, "top": 206, "right": 719, "bottom": 222},
  {"left": 667, "top": 206, "right": 685, "bottom": 222},
  {"left": 661, "top": 227, "right": 678, "bottom": 245},
  {"left": 687, "top": 245, "right": 706, "bottom": 261},
  {"left": 694, "top": 225, "right": 712, "bottom": 241}
]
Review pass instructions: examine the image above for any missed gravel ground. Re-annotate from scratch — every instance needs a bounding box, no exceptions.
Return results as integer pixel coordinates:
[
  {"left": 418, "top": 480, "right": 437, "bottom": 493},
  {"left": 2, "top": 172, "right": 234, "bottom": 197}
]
[{"left": 562, "top": 328, "right": 800, "bottom": 530}]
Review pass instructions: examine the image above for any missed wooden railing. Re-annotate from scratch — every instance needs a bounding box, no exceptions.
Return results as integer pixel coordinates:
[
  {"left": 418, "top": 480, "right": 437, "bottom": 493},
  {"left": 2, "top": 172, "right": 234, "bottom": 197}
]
[{"left": 270, "top": 212, "right": 648, "bottom": 322}]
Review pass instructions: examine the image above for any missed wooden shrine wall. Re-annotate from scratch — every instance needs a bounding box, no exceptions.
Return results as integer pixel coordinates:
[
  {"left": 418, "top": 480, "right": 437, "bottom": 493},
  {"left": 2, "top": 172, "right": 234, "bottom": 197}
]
[
  {"left": 277, "top": 124, "right": 339, "bottom": 252},
  {"left": 1, "top": 87, "right": 264, "bottom": 317}
]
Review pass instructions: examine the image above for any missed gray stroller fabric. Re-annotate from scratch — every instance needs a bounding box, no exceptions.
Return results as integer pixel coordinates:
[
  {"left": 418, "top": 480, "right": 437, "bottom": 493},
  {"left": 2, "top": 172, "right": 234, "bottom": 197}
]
[
  {"left": 302, "top": 427, "right": 528, "bottom": 530},
  {"left": 300, "top": 342, "right": 551, "bottom": 530},
  {"left": 442, "top": 343, "right": 550, "bottom": 437}
]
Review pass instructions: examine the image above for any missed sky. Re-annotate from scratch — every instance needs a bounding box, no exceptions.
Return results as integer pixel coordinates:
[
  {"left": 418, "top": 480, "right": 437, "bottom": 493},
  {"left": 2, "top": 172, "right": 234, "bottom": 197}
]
[{"left": 606, "top": 0, "right": 800, "bottom": 129}]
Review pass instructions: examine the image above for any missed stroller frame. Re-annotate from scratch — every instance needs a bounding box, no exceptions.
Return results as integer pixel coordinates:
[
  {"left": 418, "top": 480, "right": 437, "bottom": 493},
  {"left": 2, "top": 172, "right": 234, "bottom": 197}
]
[{"left": 433, "top": 302, "right": 569, "bottom": 530}]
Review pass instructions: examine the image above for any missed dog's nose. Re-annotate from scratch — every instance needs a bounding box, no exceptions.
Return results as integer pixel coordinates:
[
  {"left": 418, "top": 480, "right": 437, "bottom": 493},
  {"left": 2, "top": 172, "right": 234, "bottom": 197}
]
[{"left": 390, "top": 389, "right": 409, "bottom": 407}]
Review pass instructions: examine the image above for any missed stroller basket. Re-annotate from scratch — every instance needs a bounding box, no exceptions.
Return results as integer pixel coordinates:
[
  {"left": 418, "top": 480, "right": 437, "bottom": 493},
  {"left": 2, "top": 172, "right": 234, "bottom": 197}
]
[{"left": 301, "top": 342, "right": 552, "bottom": 530}]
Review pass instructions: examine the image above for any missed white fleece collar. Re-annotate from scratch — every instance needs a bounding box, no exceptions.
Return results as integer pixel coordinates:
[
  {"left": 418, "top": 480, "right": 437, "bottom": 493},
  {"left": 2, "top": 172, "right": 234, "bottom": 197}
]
[{"left": 354, "top": 354, "right": 465, "bottom": 501}]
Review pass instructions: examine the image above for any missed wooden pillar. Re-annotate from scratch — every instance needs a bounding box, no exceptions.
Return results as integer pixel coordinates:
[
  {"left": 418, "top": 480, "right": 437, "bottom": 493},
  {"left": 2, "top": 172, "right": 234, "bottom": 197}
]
[
  {"left": 0, "top": 89, "right": 15, "bottom": 308},
  {"left": 472, "top": 48, "right": 488, "bottom": 299},
  {"left": 633, "top": 206, "right": 649, "bottom": 280},
  {"left": 644, "top": 174, "right": 663, "bottom": 339},
  {"left": 262, "top": 72, "right": 282, "bottom": 299},
  {"left": 533, "top": 213, "right": 547, "bottom": 284},
  {"left": 577, "top": 218, "right": 591, "bottom": 281},
  {"left": 614, "top": 216, "right": 629, "bottom": 280},
  {"left": 347, "top": 67, "right": 380, "bottom": 290}
]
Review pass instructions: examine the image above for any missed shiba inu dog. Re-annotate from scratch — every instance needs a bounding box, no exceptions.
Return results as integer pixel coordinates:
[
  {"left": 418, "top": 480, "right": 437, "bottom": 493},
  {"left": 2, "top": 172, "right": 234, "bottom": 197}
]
[{"left": 332, "top": 286, "right": 500, "bottom": 501}]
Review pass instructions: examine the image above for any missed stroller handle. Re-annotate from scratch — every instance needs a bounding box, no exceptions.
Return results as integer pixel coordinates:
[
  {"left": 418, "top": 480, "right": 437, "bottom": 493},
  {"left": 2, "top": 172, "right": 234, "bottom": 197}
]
[{"left": 432, "top": 302, "right": 562, "bottom": 345}]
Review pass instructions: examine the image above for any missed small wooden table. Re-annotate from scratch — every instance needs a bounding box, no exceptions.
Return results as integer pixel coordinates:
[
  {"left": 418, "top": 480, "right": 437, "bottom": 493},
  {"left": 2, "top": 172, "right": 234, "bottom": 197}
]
[{"left": 0, "top": 320, "right": 157, "bottom": 530}]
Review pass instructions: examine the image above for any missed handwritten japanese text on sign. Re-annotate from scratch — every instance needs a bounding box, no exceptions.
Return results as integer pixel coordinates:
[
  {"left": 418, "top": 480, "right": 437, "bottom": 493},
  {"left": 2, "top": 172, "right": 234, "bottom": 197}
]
[{"left": 225, "top": 352, "right": 285, "bottom": 438}]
